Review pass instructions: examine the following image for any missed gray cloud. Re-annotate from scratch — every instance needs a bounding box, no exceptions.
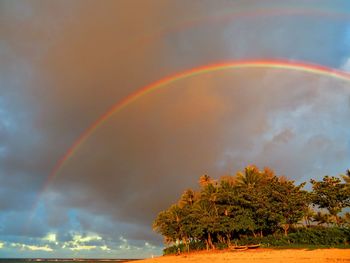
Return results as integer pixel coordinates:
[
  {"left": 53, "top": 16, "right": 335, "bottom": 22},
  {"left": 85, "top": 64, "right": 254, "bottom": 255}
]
[
  {"left": 1, "top": 0, "right": 350, "bottom": 255},
  {"left": 51, "top": 71, "right": 350, "bottom": 238}
]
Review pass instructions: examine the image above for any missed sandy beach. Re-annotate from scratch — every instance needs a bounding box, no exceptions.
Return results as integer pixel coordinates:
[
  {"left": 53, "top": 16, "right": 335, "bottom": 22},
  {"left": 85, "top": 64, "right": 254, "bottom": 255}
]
[{"left": 140, "top": 249, "right": 350, "bottom": 263}]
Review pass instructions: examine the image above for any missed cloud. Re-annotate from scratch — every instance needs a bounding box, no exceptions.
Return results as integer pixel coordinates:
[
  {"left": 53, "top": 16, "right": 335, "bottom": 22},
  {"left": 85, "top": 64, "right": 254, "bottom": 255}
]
[
  {"left": 11, "top": 243, "right": 53, "bottom": 252},
  {"left": 60, "top": 232, "right": 111, "bottom": 251},
  {"left": 0, "top": 231, "right": 158, "bottom": 256},
  {"left": 341, "top": 58, "right": 350, "bottom": 72},
  {"left": 43, "top": 233, "right": 58, "bottom": 244},
  {"left": 69, "top": 245, "right": 96, "bottom": 251},
  {"left": 1, "top": 0, "right": 350, "bottom": 257},
  {"left": 49, "top": 69, "right": 350, "bottom": 234}
]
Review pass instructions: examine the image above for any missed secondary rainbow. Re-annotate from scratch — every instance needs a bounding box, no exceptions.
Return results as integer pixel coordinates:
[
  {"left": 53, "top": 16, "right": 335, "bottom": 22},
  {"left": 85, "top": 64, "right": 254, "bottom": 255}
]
[{"left": 46, "top": 59, "right": 350, "bottom": 186}]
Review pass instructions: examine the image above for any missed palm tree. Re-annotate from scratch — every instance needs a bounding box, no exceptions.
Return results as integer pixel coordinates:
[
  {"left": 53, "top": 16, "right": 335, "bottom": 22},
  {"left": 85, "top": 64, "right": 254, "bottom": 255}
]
[
  {"left": 199, "top": 174, "right": 212, "bottom": 187},
  {"left": 219, "top": 175, "right": 236, "bottom": 187},
  {"left": 178, "top": 189, "right": 196, "bottom": 208},
  {"left": 236, "top": 165, "right": 262, "bottom": 187},
  {"left": 194, "top": 199, "right": 217, "bottom": 250},
  {"left": 200, "top": 182, "right": 218, "bottom": 216}
]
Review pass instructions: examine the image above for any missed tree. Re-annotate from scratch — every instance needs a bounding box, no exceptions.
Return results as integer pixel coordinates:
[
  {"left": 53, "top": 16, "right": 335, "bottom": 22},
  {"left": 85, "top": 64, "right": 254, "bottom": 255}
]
[
  {"left": 235, "top": 165, "right": 262, "bottom": 188},
  {"left": 177, "top": 189, "right": 199, "bottom": 252},
  {"left": 341, "top": 212, "right": 350, "bottom": 227},
  {"left": 194, "top": 198, "right": 218, "bottom": 250},
  {"left": 153, "top": 206, "right": 181, "bottom": 244},
  {"left": 178, "top": 189, "right": 196, "bottom": 208},
  {"left": 199, "top": 174, "right": 212, "bottom": 187},
  {"left": 310, "top": 175, "right": 350, "bottom": 225},
  {"left": 303, "top": 207, "right": 315, "bottom": 227},
  {"left": 153, "top": 165, "right": 350, "bottom": 254},
  {"left": 269, "top": 178, "right": 308, "bottom": 235},
  {"left": 312, "top": 211, "right": 332, "bottom": 226}
]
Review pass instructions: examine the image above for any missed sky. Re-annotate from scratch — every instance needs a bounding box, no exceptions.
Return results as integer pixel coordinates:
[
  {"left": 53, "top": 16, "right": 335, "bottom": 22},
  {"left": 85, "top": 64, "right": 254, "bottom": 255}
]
[{"left": 1, "top": 0, "right": 350, "bottom": 258}]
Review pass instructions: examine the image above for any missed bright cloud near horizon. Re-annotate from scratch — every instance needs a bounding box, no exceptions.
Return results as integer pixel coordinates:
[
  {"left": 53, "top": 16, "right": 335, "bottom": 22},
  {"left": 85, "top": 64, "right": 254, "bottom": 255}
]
[{"left": 1, "top": 0, "right": 350, "bottom": 258}]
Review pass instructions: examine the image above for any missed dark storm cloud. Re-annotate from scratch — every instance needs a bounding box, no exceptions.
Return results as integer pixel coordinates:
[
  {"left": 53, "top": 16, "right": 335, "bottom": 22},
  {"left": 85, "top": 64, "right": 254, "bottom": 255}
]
[
  {"left": 1, "top": 0, "right": 350, "bottom": 254},
  {"left": 0, "top": 210, "right": 49, "bottom": 238},
  {"left": 50, "top": 71, "right": 350, "bottom": 232},
  {"left": 74, "top": 213, "right": 159, "bottom": 246}
]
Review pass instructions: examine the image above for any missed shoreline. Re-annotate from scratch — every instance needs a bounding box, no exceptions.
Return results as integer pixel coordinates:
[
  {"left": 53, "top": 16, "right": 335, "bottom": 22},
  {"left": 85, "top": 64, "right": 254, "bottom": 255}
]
[{"left": 139, "top": 248, "right": 350, "bottom": 263}]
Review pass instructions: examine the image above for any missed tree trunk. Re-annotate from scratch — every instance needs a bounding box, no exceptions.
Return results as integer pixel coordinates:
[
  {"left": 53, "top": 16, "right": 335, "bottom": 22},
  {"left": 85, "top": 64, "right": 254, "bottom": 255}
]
[
  {"left": 226, "top": 233, "right": 231, "bottom": 246},
  {"left": 335, "top": 215, "right": 341, "bottom": 227},
  {"left": 283, "top": 224, "right": 289, "bottom": 236},
  {"left": 305, "top": 217, "right": 310, "bottom": 227},
  {"left": 182, "top": 237, "right": 189, "bottom": 253},
  {"left": 208, "top": 232, "right": 215, "bottom": 250},
  {"left": 217, "top": 234, "right": 224, "bottom": 244}
]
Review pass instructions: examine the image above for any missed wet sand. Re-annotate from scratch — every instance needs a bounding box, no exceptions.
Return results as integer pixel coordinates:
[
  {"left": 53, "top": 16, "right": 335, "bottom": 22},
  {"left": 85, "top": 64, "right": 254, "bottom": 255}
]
[{"left": 140, "top": 249, "right": 350, "bottom": 263}]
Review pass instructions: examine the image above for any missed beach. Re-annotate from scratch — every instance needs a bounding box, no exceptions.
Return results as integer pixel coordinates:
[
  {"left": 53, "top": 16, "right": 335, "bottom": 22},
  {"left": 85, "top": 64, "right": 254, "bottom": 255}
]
[{"left": 140, "top": 249, "right": 350, "bottom": 263}]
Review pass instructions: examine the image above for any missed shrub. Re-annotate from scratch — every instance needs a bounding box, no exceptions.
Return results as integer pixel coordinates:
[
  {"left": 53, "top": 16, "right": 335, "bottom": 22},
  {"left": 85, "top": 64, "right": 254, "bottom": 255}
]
[
  {"left": 162, "top": 227, "right": 350, "bottom": 254},
  {"left": 288, "top": 227, "right": 350, "bottom": 245},
  {"left": 163, "top": 240, "right": 207, "bottom": 255},
  {"left": 215, "top": 242, "right": 228, "bottom": 250}
]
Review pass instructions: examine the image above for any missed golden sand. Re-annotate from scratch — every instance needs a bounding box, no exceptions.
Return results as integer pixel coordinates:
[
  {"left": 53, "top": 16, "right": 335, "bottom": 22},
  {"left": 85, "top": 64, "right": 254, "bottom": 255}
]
[{"left": 140, "top": 249, "right": 350, "bottom": 263}]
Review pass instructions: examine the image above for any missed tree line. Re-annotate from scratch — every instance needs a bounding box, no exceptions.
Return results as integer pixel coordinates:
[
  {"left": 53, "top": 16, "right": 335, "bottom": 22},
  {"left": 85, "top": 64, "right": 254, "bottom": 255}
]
[{"left": 153, "top": 166, "right": 350, "bottom": 251}]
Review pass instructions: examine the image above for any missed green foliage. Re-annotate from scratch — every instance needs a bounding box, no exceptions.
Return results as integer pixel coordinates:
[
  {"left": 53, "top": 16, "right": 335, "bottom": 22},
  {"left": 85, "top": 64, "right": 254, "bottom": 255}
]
[
  {"left": 236, "top": 227, "right": 350, "bottom": 247},
  {"left": 163, "top": 241, "right": 207, "bottom": 255},
  {"left": 310, "top": 176, "right": 350, "bottom": 225},
  {"left": 153, "top": 166, "right": 350, "bottom": 254},
  {"left": 288, "top": 227, "right": 350, "bottom": 245},
  {"left": 236, "top": 234, "right": 289, "bottom": 246}
]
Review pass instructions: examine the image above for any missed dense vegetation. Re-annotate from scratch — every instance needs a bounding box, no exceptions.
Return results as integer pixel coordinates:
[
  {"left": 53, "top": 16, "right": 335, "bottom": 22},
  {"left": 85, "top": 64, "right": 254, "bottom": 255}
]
[{"left": 152, "top": 166, "right": 350, "bottom": 253}]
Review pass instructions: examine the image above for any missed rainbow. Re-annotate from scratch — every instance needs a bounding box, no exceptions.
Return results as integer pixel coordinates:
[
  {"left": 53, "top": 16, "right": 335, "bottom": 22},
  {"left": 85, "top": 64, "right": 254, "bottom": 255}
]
[
  {"left": 26, "top": 7, "right": 350, "bottom": 230},
  {"left": 47, "top": 60, "right": 350, "bottom": 185}
]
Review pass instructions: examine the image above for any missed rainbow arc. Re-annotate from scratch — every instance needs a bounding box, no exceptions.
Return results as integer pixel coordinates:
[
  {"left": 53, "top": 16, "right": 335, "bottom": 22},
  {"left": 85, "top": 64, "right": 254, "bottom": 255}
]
[{"left": 46, "top": 59, "right": 350, "bottom": 185}]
